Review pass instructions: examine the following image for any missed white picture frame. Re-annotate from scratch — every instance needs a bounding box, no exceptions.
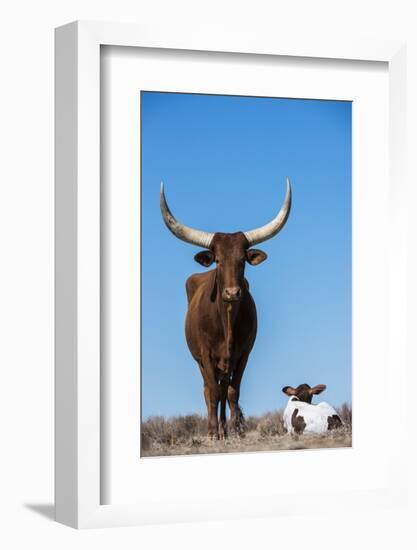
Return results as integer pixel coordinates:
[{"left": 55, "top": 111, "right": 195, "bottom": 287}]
[{"left": 55, "top": 21, "right": 407, "bottom": 529}]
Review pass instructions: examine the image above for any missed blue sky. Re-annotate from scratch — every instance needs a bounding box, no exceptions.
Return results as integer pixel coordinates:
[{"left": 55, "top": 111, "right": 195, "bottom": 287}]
[{"left": 141, "top": 91, "right": 351, "bottom": 419}]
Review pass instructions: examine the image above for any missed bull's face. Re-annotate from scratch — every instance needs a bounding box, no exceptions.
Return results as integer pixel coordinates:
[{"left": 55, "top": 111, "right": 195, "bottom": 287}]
[{"left": 193, "top": 233, "right": 267, "bottom": 302}]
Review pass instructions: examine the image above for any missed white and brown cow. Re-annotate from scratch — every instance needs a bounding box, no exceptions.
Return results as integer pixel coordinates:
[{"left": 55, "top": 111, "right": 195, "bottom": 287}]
[{"left": 282, "top": 383, "right": 342, "bottom": 435}]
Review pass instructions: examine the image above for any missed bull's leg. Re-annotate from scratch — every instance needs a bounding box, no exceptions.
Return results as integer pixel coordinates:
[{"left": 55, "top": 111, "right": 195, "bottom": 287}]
[
  {"left": 218, "top": 381, "right": 228, "bottom": 440},
  {"left": 227, "top": 383, "right": 242, "bottom": 436},
  {"left": 228, "top": 356, "right": 248, "bottom": 436},
  {"left": 200, "top": 358, "right": 220, "bottom": 439},
  {"left": 199, "top": 362, "right": 219, "bottom": 439},
  {"left": 205, "top": 383, "right": 220, "bottom": 439}
]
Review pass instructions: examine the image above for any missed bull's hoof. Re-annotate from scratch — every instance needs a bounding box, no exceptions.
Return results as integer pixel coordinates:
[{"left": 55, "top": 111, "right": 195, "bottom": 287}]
[
  {"left": 229, "top": 427, "right": 245, "bottom": 439},
  {"left": 229, "top": 417, "right": 245, "bottom": 437}
]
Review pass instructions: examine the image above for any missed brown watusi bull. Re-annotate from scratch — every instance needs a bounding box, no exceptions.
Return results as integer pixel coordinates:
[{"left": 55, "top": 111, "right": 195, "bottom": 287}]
[{"left": 160, "top": 179, "right": 292, "bottom": 439}]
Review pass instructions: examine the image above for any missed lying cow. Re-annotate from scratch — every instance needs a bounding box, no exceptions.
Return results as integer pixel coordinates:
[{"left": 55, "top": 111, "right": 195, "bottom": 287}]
[{"left": 282, "top": 383, "right": 342, "bottom": 435}]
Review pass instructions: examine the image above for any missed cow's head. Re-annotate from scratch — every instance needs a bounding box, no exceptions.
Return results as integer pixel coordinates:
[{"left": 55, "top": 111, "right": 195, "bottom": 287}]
[
  {"left": 160, "top": 179, "right": 292, "bottom": 303},
  {"left": 282, "top": 383, "right": 327, "bottom": 404}
]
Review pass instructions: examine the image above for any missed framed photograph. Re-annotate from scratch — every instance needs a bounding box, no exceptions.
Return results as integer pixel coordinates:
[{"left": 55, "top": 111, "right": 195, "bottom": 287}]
[
  {"left": 140, "top": 91, "right": 352, "bottom": 457},
  {"left": 55, "top": 21, "right": 408, "bottom": 528}
]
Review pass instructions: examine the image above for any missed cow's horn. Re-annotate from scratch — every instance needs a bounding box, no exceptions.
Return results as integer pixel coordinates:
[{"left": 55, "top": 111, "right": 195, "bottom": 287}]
[
  {"left": 244, "top": 178, "right": 292, "bottom": 246},
  {"left": 160, "top": 183, "right": 214, "bottom": 249}
]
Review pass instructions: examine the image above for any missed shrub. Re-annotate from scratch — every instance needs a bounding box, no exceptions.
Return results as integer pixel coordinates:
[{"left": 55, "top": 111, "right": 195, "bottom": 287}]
[
  {"left": 244, "top": 415, "right": 259, "bottom": 432},
  {"left": 256, "top": 410, "right": 285, "bottom": 438},
  {"left": 141, "top": 413, "right": 207, "bottom": 448},
  {"left": 336, "top": 402, "right": 352, "bottom": 428}
]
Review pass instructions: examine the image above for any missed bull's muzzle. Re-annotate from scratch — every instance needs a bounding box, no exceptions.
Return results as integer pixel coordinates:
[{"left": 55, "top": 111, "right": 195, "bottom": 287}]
[{"left": 222, "top": 287, "right": 242, "bottom": 302}]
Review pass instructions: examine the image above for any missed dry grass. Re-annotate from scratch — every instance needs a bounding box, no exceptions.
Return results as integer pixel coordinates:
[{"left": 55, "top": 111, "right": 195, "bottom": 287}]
[{"left": 141, "top": 403, "right": 352, "bottom": 457}]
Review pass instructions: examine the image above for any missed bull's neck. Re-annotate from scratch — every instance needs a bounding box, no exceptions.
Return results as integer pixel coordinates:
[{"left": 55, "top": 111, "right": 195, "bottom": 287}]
[{"left": 216, "top": 285, "right": 244, "bottom": 355}]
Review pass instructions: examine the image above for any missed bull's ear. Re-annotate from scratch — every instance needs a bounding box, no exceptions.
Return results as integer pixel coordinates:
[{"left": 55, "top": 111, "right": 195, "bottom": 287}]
[
  {"left": 246, "top": 248, "right": 267, "bottom": 266},
  {"left": 309, "top": 384, "right": 327, "bottom": 395},
  {"left": 282, "top": 386, "right": 297, "bottom": 396},
  {"left": 194, "top": 250, "right": 215, "bottom": 267}
]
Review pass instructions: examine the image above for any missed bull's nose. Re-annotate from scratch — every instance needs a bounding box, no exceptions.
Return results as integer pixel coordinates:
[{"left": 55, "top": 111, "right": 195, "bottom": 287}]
[{"left": 223, "top": 287, "right": 242, "bottom": 301}]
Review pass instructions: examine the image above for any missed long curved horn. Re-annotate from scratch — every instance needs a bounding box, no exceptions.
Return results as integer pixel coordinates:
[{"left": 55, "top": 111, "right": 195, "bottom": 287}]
[
  {"left": 160, "top": 182, "right": 214, "bottom": 249},
  {"left": 244, "top": 178, "right": 292, "bottom": 246}
]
